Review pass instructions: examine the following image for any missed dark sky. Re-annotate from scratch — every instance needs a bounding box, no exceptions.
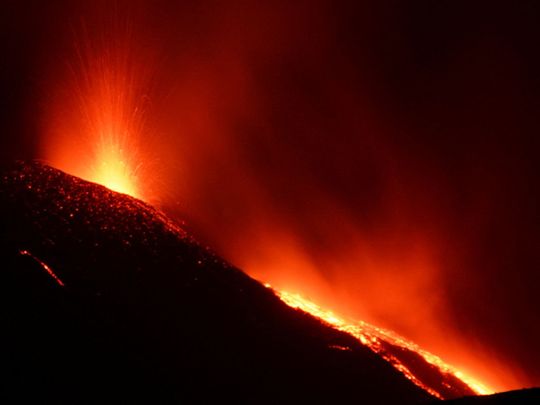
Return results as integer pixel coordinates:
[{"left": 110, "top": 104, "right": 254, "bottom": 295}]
[{"left": 1, "top": 1, "right": 539, "bottom": 391}]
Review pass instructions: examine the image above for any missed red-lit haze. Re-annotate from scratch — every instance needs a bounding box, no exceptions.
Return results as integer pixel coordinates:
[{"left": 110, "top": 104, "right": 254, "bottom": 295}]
[{"left": 39, "top": 1, "right": 539, "bottom": 394}]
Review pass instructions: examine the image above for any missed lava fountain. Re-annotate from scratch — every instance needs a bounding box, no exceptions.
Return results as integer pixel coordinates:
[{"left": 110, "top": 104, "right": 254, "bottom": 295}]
[{"left": 40, "top": 20, "right": 152, "bottom": 201}]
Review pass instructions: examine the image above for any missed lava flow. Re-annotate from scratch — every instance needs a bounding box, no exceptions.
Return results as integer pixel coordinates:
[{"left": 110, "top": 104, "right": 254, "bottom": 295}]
[
  {"left": 267, "top": 286, "right": 493, "bottom": 399},
  {"left": 19, "top": 249, "right": 66, "bottom": 287}
]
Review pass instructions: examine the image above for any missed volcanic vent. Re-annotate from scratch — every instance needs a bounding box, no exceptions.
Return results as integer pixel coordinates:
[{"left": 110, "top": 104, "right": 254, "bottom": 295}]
[{"left": 1, "top": 161, "right": 480, "bottom": 403}]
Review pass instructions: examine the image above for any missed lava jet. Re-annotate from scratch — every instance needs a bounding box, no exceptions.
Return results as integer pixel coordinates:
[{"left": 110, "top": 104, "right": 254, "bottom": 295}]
[{"left": 0, "top": 160, "right": 504, "bottom": 404}]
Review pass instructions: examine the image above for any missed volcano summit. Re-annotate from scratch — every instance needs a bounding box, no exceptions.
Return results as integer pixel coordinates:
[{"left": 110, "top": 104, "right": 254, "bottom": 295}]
[{"left": 0, "top": 161, "right": 505, "bottom": 404}]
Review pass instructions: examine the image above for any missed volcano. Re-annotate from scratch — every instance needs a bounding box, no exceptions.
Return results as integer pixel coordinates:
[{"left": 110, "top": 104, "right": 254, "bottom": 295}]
[{"left": 0, "top": 161, "right": 526, "bottom": 404}]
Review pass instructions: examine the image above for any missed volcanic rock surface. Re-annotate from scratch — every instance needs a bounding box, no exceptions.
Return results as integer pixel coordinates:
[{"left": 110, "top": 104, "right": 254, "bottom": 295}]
[{"left": 0, "top": 161, "right": 479, "bottom": 404}]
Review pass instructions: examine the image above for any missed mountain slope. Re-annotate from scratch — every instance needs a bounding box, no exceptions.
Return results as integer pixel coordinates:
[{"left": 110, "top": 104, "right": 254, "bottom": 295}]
[{"left": 0, "top": 161, "right": 451, "bottom": 404}]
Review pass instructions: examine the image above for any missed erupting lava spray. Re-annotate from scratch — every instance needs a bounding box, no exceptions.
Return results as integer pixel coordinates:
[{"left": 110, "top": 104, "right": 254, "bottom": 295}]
[{"left": 41, "top": 19, "right": 153, "bottom": 201}]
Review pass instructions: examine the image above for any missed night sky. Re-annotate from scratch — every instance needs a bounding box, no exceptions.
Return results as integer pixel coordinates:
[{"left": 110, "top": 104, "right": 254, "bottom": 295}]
[{"left": 1, "top": 1, "right": 539, "bottom": 391}]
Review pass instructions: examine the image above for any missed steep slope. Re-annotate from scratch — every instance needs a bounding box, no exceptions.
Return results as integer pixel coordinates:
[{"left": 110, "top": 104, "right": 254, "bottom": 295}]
[{"left": 0, "top": 161, "right": 465, "bottom": 404}]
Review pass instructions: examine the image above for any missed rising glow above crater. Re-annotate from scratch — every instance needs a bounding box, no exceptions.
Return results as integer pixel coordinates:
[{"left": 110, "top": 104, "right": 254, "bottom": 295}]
[{"left": 89, "top": 141, "right": 141, "bottom": 198}]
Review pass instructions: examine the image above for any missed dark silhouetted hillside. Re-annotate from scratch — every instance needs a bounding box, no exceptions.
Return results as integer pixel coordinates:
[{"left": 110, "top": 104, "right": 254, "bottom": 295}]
[{"left": 0, "top": 161, "right": 489, "bottom": 404}]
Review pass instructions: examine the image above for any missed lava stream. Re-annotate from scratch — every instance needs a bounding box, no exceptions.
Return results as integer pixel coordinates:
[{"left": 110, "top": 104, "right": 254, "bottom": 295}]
[{"left": 266, "top": 285, "right": 492, "bottom": 399}]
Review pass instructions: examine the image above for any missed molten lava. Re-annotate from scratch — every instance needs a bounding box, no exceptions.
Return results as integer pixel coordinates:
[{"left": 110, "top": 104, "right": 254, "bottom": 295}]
[
  {"left": 89, "top": 140, "right": 140, "bottom": 197},
  {"left": 268, "top": 285, "right": 493, "bottom": 399}
]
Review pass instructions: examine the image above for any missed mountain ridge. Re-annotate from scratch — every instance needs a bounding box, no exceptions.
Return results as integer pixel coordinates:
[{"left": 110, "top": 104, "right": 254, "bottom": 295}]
[{"left": 0, "top": 160, "right": 482, "bottom": 403}]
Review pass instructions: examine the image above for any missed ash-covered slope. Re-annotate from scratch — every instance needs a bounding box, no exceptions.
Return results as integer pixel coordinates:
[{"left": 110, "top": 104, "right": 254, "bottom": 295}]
[{"left": 0, "top": 161, "right": 452, "bottom": 404}]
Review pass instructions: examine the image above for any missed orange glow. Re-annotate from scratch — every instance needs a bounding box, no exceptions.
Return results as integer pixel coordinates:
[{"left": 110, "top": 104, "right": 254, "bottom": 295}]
[
  {"left": 41, "top": 23, "right": 153, "bottom": 201},
  {"left": 268, "top": 285, "right": 492, "bottom": 399},
  {"left": 89, "top": 140, "right": 140, "bottom": 197}
]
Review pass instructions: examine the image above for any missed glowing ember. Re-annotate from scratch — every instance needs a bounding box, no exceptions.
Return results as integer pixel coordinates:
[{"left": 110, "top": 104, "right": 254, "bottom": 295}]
[
  {"left": 266, "top": 285, "right": 493, "bottom": 399},
  {"left": 19, "top": 249, "right": 65, "bottom": 287},
  {"left": 89, "top": 140, "right": 140, "bottom": 197}
]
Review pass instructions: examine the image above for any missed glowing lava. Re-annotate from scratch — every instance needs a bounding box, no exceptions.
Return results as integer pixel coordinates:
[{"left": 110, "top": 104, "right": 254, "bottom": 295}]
[
  {"left": 41, "top": 23, "right": 152, "bottom": 201},
  {"left": 88, "top": 139, "right": 141, "bottom": 197},
  {"left": 267, "top": 285, "right": 493, "bottom": 399}
]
